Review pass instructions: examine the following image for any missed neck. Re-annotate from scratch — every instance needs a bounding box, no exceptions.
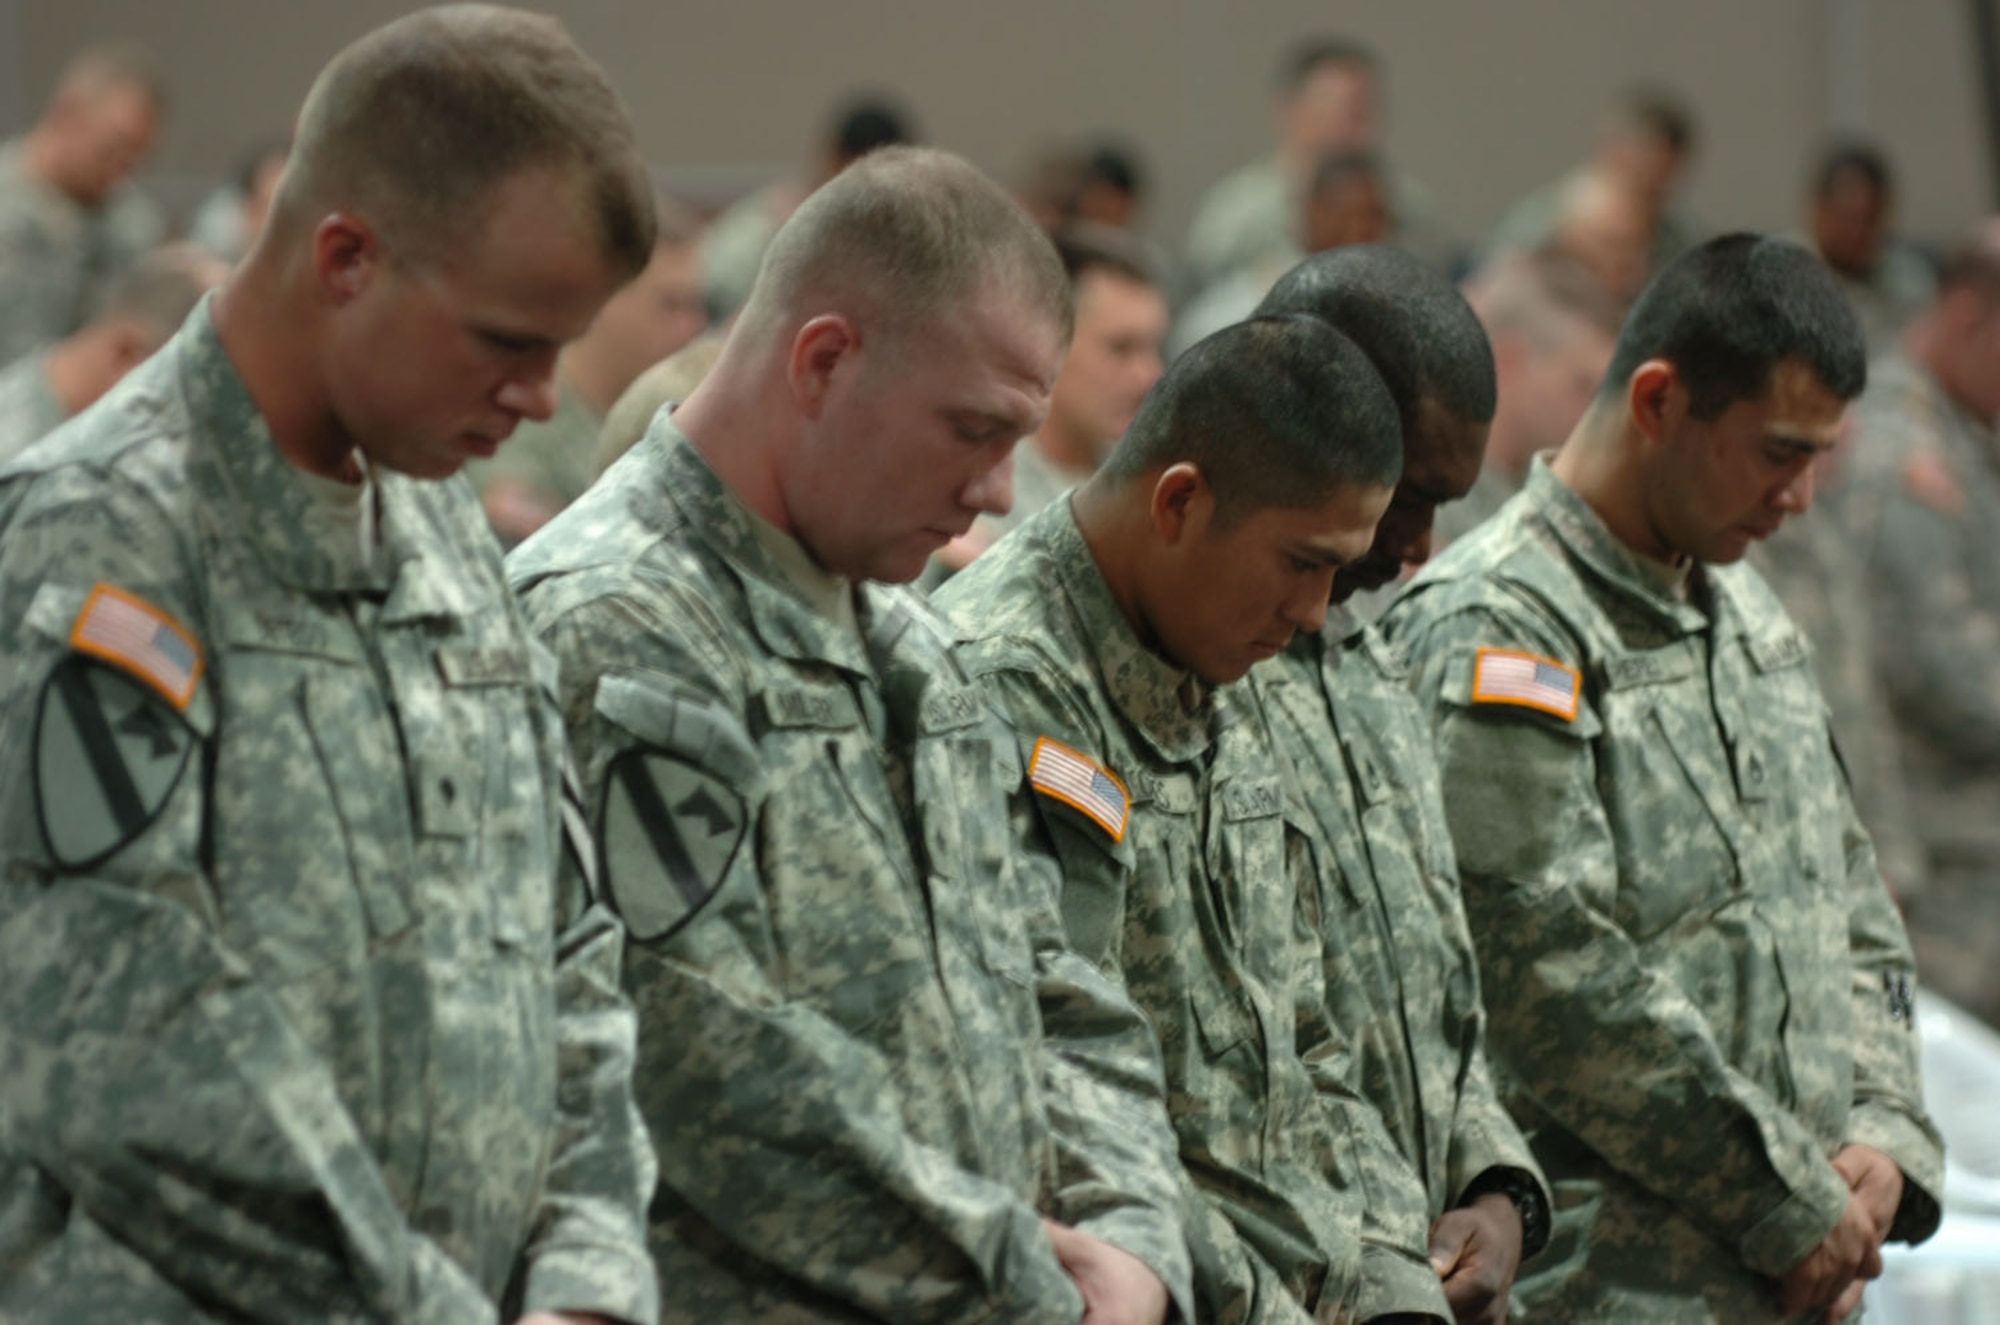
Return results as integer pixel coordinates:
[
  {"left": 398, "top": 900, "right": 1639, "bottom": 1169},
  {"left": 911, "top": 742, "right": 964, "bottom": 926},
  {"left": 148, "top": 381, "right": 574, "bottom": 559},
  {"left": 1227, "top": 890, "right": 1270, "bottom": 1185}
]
[
  {"left": 1549, "top": 409, "right": 1679, "bottom": 565},
  {"left": 670, "top": 339, "right": 798, "bottom": 535},
  {"left": 211, "top": 248, "right": 357, "bottom": 481},
  {"left": 1068, "top": 476, "right": 1157, "bottom": 646}
]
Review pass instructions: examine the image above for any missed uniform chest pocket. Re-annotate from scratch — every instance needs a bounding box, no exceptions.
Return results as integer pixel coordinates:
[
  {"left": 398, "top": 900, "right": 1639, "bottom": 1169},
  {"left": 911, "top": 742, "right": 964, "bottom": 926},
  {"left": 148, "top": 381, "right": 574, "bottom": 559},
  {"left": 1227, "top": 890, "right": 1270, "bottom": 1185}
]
[
  {"left": 210, "top": 609, "right": 414, "bottom": 982},
  {"left": 1598, "top": 690, "right": 1742, "bottom": 942},
  {"left": 1208, "top": 776, "right": 1291, "bottom": 965}
]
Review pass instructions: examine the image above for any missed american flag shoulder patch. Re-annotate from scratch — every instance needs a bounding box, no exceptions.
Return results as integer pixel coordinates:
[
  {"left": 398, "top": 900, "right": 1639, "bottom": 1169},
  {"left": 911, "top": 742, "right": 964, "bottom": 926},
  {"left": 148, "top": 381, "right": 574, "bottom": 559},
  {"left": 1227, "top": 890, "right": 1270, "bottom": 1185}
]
[
  {"left": 1029, "top": 736, "right": 1130, "bottom": 842},
  {"left": 68, "top": 583, "right": 204, "bottom": 712},
  {"left": 1471, "top": 646, "right": 1580, "bottom": 721}
]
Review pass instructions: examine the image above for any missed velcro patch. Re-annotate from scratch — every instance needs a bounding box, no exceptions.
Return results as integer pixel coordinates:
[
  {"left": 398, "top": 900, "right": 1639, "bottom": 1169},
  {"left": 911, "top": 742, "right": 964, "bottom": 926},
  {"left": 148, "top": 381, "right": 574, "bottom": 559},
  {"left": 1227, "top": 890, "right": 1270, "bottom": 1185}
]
[
  {"left": 600, "top": 751, "right": 744, "bottom": 942},
  {"left": 69, "top": 584, "right": 203, "bottom": 712},
  {"left": 1029, "top": 737, "right": 1129, "bottom": 841},
  {"left": 1471, "top": 647, "right": 1581, "bottom": 721},
  {"left": 35, "top": 656, "right": 195, "bottom": 870}
]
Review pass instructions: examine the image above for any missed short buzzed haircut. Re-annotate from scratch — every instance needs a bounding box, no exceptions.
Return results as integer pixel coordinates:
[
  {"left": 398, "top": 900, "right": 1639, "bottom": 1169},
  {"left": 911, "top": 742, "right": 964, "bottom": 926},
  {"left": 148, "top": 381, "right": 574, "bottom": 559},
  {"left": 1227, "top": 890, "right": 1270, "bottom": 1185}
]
[
  {"left": 742, "top": 145, "right": 1072, "bottom": 344},
  {"left": 1280, "top": 37, "right": 1379, "bottom": 94},
  {"left": 1604, "top": 85, "right": 1696, "bottom": 154},
  {"left": 1101, "top": 315, "right": 1400, "bottom": 523},
  {"left": 50, "top": 41, "right": 167, "bottom": 114},
  {"left": 93, "top": 243, "right": 220, "bottom": 334},
  {"left": 1053, "top": 223, "right": 1157, "bottom": 291},
  {"left": 1812, "top": 138, "right": 1892, "bottom": 202},
  {"left": 1935, "top": 219, "right": 2000, "bottom": 304},
  {"left": 829, "top": 96, "right": 915, "bottom": 161},
  {"left": 280, "top": 5, "right": 654, "bottom": 276},
  {"left": 1600, "top": 232, "right": 1866, "bottom": 417},
  {"left": 1256, "top": 244, "right": 1497, "bottom": 434}
]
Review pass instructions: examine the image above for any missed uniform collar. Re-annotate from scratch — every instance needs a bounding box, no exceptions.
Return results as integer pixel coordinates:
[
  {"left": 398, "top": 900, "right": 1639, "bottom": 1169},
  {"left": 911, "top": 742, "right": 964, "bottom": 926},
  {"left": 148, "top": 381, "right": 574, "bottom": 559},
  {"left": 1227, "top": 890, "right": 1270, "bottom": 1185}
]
[
  {"left": 1047, "top": 500, "right": 1215, "bottom": 763},
  {"left": 177, "top": 299, "right": 469, "bottom": 617},
  {"left": 1521, "top": 457, "right": 1712, "bottom": 636},
  {"left": 649, "top": 416, "right": 876, "bottom": 678}
]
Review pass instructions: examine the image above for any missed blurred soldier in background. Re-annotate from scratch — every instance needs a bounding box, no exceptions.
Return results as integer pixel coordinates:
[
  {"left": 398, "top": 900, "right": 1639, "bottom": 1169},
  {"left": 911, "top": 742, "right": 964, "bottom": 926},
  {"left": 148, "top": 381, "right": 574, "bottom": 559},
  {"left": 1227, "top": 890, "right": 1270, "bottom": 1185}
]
[{"left": 0, "top": 43, "right": 169, "bottom": 362}]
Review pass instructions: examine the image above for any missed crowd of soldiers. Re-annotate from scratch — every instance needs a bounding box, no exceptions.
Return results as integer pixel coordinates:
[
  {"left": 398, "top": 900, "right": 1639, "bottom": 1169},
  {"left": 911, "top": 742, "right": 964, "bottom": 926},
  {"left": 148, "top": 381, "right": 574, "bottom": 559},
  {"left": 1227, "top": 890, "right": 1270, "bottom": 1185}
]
[{"left": 0, "top": 8, "right": 1986, "bottom": 1324}]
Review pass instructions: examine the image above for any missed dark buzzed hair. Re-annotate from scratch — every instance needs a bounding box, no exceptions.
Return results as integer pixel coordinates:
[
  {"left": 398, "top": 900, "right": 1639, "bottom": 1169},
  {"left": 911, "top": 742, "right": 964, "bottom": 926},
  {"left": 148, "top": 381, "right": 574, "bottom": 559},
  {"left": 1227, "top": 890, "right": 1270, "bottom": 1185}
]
[
  {"left": 1256, "top": 244, "right": 1496, "bottom": 434},
  {"left": 1600, "top": 233, "right": 1867, "bottom": 417},
  {"left": 1280, "top": 37, "right": 1379, "bottom": 94},
  {"left": 282, "top": 5, "right": 655, "bottom": 276},
  {"left": 829, "top": 96, "right": 915, "bottom": 161},
  {"left": 1812, "top": 138, "right": 1892, "bottom": 201},
  {"left": 1100, "top": 314, "right": 1400, "bottom": 523},
  {"left": 1052, "top": 222, "right": 1158, "bottom": 290},
  {"left": 1605, "top": 85, "right": 1697, "bottom": 154}
]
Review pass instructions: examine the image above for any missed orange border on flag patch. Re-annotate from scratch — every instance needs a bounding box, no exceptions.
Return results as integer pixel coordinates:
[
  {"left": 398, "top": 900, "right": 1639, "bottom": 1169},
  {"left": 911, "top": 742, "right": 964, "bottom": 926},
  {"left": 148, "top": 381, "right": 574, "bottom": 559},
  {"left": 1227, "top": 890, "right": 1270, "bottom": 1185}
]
[
  {"left": 1029, "top": 736, "right": 1131, "bottom": 842},
  {"left": 69, "top": 583, "right": 205, "bottom": 712},
  {"left": 1470, "top": 646, "right": 1580, "bottom": 721}
]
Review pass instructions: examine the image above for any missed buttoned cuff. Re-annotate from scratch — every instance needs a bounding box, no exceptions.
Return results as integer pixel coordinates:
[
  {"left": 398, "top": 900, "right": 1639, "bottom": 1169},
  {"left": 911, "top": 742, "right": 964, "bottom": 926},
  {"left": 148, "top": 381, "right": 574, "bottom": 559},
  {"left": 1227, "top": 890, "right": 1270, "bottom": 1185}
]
[
  {"left": 521, "top": 1240, "right": 661, "bottom": 1325},
  {"left": 1735, "top": 1161, "right": 1851, "bottom": 1278},
  {"left": 1353, "top": 1240, "right": 1451, "bottom": 1324}
]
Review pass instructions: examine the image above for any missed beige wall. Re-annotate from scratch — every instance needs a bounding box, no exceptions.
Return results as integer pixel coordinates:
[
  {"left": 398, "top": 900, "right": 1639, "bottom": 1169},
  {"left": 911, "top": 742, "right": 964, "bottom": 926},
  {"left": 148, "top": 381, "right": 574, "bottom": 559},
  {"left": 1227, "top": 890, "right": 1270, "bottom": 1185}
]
[{"left": 8, "top": 0, "right": 1993, "bottom": 255}]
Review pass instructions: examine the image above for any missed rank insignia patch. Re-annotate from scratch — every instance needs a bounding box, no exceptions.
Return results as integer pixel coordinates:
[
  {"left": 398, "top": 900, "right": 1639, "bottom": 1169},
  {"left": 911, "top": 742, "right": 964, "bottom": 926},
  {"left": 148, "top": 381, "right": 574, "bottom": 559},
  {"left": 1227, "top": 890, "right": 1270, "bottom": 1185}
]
[
  {"left": 1471, "top": 647, "right": 1581, "bottom": 721},
  {"left": 34, "top": 655, "right": 196, "bottom": 870},
  {"left": 1029, "top": 737, "right": 1129, "bottom": 841},
  {"left": 600, "top": 751, "right": 745, "bottom": 942}
]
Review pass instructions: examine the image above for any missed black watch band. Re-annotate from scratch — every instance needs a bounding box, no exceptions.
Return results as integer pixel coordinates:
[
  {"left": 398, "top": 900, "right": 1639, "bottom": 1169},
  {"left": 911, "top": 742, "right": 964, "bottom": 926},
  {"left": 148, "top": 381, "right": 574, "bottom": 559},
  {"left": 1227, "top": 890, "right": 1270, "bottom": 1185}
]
[{"left": 1462, "top": 1166, "right": 1551, "bottom": 1260}]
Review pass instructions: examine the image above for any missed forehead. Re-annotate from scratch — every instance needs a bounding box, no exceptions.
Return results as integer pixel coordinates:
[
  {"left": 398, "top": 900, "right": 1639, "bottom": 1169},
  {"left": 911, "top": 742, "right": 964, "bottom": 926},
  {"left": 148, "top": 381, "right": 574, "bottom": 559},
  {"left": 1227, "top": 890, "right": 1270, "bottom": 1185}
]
[
  {"left": 1074, "top": 268, "right": 1164, "bottom": 325},
  {"left": 1230, "top": 480, "right": 1391, "bottom": 547},
  {"left": 906, "top": 287, "right": 1065, "bottom": 393},
  {"left": 1745, "top": 359, "right": 1848, "bottom": 433}
]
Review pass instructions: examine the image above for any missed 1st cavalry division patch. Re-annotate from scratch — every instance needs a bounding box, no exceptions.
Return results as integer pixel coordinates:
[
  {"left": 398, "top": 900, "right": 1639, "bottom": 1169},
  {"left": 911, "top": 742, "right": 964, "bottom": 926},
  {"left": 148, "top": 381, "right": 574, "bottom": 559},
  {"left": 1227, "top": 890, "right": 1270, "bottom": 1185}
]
[
  {"left": 600, "top": 751, "right": 745, "bottom": 942},
  {"left": 35, "top": 656, "right": 196, "bottom": 870}
]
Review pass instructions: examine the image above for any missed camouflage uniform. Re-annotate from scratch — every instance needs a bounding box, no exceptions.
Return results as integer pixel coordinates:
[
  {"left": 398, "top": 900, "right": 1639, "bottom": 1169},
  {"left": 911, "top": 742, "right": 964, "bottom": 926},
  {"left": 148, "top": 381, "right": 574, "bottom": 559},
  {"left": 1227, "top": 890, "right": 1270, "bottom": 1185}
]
[
  {"left": 0, "top": 350, "right": 66, "bottom": 463},
  {"left": 1379, "top": 461, "right": 1944, "bottom": 1322},
  {"left": 1254, "top": 609, "right": 1551, "bottom": 1304},
  {"left": 461, "top": 379, "right": 602, "bottom": 543},
  {"left": 1746, "top": 510, "right": 1927, "bottom": 898},
  {"left": 509, "top": 421, "right": 1195, "bottom": 1324},
  {"left": 940, "top": 499, "right": 1385, "bottom": 1325},
  {"left": 1841, "top": 352, "right": 2000, "bottom": 1025},
  {"left": 0, "top": 141, "right": 162, "bottom": 363},
  {"left": 0, "top": 306, "right": 658, "bottom": 1322}
]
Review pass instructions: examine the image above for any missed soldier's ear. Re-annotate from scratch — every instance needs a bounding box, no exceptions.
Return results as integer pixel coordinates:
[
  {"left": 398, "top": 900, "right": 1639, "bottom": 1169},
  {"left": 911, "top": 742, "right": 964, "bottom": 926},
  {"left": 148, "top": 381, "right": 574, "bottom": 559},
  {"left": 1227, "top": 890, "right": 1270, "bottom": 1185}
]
[
  {"left": 312, "top": 213, "right": 379, "bottom": 306},
  {"left": 1625, "top": 359, "right": 1682, "bottom": 450},
  {"left": 1149, "top": 462, "right": 1209, "bottom": 546},
  {"left": 788, "top": 314, "right": 858, "bottom": 421}
]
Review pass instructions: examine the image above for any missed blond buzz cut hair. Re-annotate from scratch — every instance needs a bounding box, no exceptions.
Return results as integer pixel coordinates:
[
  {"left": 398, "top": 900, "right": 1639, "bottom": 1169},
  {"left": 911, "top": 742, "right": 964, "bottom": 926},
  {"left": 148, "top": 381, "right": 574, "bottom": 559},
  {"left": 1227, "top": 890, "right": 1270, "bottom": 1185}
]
[
  {"left": 279, "top": 4, "right": 655, "bottom": 277},
  {"left": 738, "top": 145, "right": 1072, "bottom": 347}
]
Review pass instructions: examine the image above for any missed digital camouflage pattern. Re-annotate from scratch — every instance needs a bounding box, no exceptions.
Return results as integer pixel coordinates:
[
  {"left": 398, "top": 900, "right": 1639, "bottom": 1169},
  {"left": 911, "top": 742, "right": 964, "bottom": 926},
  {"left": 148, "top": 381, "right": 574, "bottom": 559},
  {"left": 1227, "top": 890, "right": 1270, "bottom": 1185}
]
[
  {"left": 0, "top": 350, "right": 65, "bottom": 465},
  {"left": 0, "top": 140, "right": 160, "bottom": 364},
  {"left": 1839, "top": 351, "right": 2000, "bottom": 1027},
  {"left": 1379, "top": 460, "right": 1944, "bottom": 1322},
  {"left": 939, "top": 499, "right": 1378, "bottom": 1325},
  {"left": 509, "top": 419, "right": 1194, "bottom": 1325},
  {"left": 0, "top": 306, "right": 658, "bottom": 1323},
  {"left": 1255, "top": 608, "right": 1550, "bottom": 1303},
  {"left": 1745, "top": 506, "right": 1927, "bottom": 899}
]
